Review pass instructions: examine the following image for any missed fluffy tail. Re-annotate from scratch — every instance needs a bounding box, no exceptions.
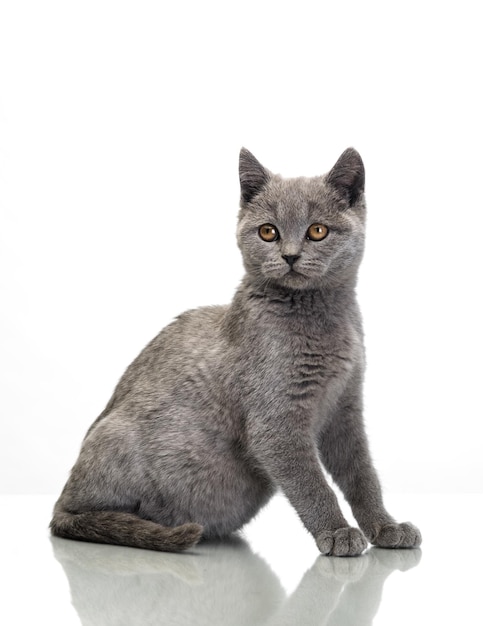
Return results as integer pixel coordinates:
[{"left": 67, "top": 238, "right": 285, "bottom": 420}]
[{"left": 50, "top": 508, "right": 203, "bottom": 553}]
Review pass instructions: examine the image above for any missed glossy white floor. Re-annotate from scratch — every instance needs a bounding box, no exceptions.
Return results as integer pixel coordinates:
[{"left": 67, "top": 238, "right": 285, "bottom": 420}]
[{"left": 2, "top": 492, "right": 481, "bottom": 625}]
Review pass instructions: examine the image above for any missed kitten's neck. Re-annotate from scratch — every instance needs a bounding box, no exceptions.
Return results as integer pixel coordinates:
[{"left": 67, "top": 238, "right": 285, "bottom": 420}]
[
  {"left": 229, "top": 275, "right": 357, "bottom": 324},
  {"left": 249, "top": 273, "right": 353, "bottom": 299}
]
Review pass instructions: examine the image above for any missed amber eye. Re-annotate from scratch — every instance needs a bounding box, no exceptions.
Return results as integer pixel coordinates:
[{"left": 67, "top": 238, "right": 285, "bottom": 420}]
[
  {"left": 306, "top": 223, "right": 329, "bottom": 241},
  {"left": 258, "top": 224, "right": 279, "bottom": 242}
]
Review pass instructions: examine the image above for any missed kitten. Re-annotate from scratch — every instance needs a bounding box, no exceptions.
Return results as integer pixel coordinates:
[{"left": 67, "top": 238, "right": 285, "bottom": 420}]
[{"left": 51, "top": 148, "right": 422, "bottom": 556}]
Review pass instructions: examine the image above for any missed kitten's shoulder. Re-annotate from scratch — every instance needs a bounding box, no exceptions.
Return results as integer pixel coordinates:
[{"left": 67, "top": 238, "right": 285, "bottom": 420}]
[
  {"left": 141, "top": 305, "right": 228, "bottom": 356},
  {"left": 175, "top": 304, "right": 228, "bottom": 327},
  {"left": 154, "top": 304, "right": 229, "bottom": 353}
]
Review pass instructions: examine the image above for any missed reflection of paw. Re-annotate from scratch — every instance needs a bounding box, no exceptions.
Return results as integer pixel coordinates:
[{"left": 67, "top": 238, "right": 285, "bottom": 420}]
[
  {"left": 315, "top": 552, "right": 369, "bottom": 581},
  {"left": 369, "top": 546, "right": 422, "bottom": 571},
  {"left": 372, "top": 522, "right": 422, "bottom": 549},
  {"left": 317, "top": 527, "right": 367, "bottom": 557}
]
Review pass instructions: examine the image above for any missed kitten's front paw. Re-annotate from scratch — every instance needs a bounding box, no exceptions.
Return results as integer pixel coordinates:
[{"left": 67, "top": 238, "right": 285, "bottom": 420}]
[
  {"left": 372, "top": 522, "right": 422, "bottom": 549},
  {"left": 316, "top": 527, "right": 367, "bottom": 557}
]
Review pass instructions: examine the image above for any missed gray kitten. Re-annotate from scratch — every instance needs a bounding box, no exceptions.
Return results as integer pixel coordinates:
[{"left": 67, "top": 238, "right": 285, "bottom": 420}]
[{"left": 51, "top": 148, "right": 422, "bottom": 556}]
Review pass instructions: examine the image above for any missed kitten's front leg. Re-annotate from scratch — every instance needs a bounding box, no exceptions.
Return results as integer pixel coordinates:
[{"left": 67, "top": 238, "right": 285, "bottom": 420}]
[
  {"left": 247, "top": 412, "right": 367, "bottom": 556},
  {"left": 318, "top": 387, "right": 422, "bottom": 549}
]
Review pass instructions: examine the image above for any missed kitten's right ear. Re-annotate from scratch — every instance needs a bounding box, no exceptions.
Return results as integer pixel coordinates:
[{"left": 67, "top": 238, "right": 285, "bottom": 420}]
[{"left": 239, "top": 148, "right": 271, "bottom": 204}]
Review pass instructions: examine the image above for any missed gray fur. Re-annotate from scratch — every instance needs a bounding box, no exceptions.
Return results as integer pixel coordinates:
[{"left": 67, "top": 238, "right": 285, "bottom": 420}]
[{"left": 51, "top": 148, "right": 422, "bottom": 556}]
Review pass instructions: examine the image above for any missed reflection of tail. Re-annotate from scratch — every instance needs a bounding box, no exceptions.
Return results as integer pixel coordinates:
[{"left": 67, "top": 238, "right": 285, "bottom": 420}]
[
  {"left": 50, "top": 508, "right": 203, "bottom": 552},
  {"left": 51, "top": 535, "right": 285, "bottom": 626}
]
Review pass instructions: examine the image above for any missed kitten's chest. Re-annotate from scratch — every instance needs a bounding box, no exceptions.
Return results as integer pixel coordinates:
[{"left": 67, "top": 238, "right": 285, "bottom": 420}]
[
  {"left": 288, "top": 320, "right": 357, "bottom": 397},
  {"left": 251, "top": 310, "right": 362, "bottom": 409}
]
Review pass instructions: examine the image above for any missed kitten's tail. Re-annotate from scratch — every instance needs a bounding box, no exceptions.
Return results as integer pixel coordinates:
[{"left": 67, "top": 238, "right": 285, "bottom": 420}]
[{"left": 50, "top": 507, "right": 203, "bottom": 553}]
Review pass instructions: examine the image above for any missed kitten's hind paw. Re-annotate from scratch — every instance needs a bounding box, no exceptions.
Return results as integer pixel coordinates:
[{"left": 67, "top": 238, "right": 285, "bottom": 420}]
[
  {"left": 372, "top": 522, "right": 422, "bottom": 549},
  {"left": 316, "top": 527, "right": 367, "bottom": 557}
]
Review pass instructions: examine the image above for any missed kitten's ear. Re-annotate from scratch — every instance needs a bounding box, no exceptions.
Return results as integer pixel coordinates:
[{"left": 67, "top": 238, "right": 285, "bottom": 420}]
[
  {"left": 326, "top": 148, "right": 365, "bottom": 206},
  {"left": 239, "top": 148, "right": 271, "bottom": 204}
]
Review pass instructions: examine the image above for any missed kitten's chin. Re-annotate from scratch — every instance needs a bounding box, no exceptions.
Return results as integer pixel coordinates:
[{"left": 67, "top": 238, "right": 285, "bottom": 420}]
[{"left": 281, "top": 272, "right": 317, "bottom": 290}]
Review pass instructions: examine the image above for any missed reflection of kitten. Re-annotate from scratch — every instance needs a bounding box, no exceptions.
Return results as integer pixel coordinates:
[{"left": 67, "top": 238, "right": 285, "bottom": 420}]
[
  {"left": 51, "top": 148, "right": 421, "bottom": 556},
  {"left": 51, "top": 537, "right": 420, "bottom": 626}
]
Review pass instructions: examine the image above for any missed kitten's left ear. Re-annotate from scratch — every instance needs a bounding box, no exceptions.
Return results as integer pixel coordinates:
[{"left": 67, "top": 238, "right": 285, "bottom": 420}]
[
  {"left": 239, "top": 148, "right": 271, "bottom": 204},
  {"left": 326, "top": 148, "right": 365, "bottom": 206}
]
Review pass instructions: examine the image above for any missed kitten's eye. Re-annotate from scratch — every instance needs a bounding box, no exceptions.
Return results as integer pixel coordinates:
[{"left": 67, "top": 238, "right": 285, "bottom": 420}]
[
  {"left": 306, "top": 223, "right": 329, "bottom": 241},
  {"left": 259, "top": 224, "right": 279, "bottom": 242}
]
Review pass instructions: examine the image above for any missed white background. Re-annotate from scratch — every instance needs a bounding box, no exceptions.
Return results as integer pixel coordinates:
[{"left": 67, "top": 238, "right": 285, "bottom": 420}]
[{"left": 1, "top": 0, "right": 482, "bottom": 495}]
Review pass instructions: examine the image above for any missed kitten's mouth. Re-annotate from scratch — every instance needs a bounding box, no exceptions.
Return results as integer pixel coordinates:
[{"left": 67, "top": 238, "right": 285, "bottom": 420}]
[
  {"left": 261, "top": 262, "right": 313, "bottom": 286},
  {"left": 286, "top": 265, "right": 307, "bottom": 277},
  {"left": 282, "top": 267, "right": 310, "bottom": 284}
]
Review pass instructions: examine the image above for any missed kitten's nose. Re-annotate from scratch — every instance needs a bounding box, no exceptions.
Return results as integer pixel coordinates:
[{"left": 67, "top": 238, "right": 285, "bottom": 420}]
[{"left": 282, "top": 254, "right": 300, "bottom": 268}]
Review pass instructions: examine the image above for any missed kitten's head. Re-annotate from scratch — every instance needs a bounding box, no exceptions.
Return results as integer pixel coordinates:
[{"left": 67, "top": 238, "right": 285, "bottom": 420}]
[{"left": 237, "top": 148, "right": 366, "bottom": 291}]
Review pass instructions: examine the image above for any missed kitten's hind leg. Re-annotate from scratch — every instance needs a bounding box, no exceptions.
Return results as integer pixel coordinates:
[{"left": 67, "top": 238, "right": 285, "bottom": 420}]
[{"left": 318, "top": 391, "right": 422, "bottom": 549}]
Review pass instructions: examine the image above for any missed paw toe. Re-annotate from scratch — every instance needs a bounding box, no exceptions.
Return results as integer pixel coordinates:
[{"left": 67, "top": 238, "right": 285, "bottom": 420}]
[
  {"left": 317, "top": 530, "right": 334, "bottom": 555},
  {"left": 398, "top": 522, "right": 422, "bottom": 548},
  {"left": 317, "top": 527, "right": 367, "bottom": 557}
]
